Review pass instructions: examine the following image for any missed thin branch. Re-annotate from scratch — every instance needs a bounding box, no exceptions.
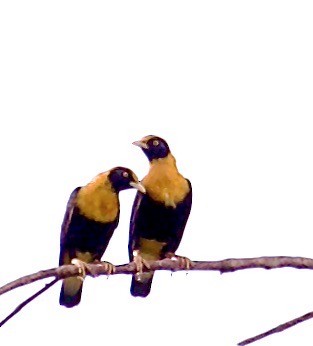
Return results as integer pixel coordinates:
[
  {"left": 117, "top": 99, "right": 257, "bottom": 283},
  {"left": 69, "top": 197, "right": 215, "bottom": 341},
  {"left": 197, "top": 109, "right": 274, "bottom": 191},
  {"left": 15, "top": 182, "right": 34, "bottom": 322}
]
[
  {"left": 0, "top": 279, "right": 58, "bottom": 328},
  {"left": 2, "top": 256, "right": 313, "bottom": 297},
  {"left": 238, "top": 311, "right": 313, "bottom": 345},
  {"left": 1, "top": 256, "right": 313, "bottom": 342}
]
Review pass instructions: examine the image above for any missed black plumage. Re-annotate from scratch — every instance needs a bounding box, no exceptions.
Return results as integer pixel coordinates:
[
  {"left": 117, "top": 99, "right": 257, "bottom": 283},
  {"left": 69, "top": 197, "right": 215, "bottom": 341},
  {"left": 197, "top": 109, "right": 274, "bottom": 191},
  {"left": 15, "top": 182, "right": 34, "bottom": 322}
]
[{"left": 129, "top": 136, "right": 192, "bottom": 297}]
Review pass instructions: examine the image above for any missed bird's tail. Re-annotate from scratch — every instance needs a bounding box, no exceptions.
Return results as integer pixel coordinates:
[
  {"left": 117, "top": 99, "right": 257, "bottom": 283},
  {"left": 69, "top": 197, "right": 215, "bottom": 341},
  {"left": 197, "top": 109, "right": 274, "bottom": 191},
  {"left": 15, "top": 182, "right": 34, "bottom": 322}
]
[
  {"left": 130, "top": 271, "right": 154, "bottom": 297},
  {"left": 59, "top": 277, "right": 83, "bottom": 308}
]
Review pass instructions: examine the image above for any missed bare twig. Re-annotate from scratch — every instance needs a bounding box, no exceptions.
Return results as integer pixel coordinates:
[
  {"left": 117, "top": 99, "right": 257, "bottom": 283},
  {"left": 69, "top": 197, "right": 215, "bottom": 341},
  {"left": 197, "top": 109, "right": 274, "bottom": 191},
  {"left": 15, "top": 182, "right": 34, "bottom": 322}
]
[
  {"left": 2, "top": 256, "right": 313, "bottom": 297},
  {"left": 0, "top": 279, "right": 58, "bottom": 328},
  {"left": 238, "top": 311, "right": 313, "bottom": 345}
]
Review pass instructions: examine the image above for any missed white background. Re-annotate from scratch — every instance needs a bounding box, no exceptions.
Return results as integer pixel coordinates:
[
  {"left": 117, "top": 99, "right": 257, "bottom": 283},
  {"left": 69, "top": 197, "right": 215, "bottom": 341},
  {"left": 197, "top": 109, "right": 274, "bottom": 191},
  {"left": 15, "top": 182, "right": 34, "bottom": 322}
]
[{"left": 1, "top": 1, "right": 313, "bottom": 345}]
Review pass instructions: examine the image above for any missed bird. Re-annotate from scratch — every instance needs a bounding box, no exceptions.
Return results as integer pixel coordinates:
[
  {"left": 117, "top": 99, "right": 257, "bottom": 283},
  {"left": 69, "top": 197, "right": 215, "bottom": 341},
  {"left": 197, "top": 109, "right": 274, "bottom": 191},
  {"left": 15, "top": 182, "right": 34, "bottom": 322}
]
[
  {"left": 59, "top": 166, "right": 145, "bottom": 308},
  {"left": 129, "top": 135, "right": 192, "bottom": 297}
]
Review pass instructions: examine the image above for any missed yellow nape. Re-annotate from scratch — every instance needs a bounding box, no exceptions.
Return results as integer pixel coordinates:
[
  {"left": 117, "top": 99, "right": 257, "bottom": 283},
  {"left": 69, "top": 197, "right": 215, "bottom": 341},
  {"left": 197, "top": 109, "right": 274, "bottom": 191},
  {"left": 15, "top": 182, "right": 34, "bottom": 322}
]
[
  {"left": 76, "top": 172, "right": 119, "bottom": 223},
  {"left": 139, "top": 238, "right": 166, "bottom": 261},
  {"left": 143, "top": 153, "right": 190, "bottom": 207}
]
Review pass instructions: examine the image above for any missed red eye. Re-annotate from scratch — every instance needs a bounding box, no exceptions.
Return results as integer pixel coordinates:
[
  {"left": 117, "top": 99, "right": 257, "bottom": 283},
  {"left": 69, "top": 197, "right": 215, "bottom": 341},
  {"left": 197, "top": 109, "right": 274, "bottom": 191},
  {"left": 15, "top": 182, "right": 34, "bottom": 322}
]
[{"left": 122, "top": 171, "right": 129, "bottom": 178}]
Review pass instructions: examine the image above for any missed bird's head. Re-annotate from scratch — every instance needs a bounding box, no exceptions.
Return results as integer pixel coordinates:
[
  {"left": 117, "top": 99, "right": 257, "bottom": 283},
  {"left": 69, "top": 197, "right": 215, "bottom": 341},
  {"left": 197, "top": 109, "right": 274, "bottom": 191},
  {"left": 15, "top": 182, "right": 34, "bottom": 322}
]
[
  {"left": 108, "top": 167, "right": 145, "bottom": 193},
  {"left": 132, "top": 135, "right": 170, "bottom": 161}
]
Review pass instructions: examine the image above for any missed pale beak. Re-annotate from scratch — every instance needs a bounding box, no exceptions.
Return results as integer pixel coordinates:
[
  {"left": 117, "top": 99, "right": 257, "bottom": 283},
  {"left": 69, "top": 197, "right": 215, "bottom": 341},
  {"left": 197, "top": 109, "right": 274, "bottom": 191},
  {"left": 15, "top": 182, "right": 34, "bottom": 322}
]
[
  {"left": 132, "top": 140, "right": 149, "bottom": 150},
  {"left": 129, "top": 181, "right": 146, "bottom": 194}
]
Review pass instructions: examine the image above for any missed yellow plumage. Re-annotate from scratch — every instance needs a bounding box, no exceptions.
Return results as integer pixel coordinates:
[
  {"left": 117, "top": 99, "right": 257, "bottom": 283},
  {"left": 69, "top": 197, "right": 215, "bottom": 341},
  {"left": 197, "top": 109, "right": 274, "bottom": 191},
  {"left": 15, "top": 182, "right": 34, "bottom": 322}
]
[
  {"left": 76, "top": 172, "right": 119, "bottom": 223},
  {"left": 139, "top": 238, "right": 166, "bottom": 260},
  {"left": 142, "top": 153, "right": 190, "bottom": 208}
]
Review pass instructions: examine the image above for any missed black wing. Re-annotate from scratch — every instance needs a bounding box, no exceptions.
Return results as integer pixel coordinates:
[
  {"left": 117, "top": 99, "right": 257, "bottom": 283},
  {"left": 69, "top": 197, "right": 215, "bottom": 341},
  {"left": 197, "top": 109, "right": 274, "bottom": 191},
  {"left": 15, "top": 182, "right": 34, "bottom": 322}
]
[
  {"left": 59, "top": 187, "right": 81, "bottom": 265},
  {"left": 163, "top": 179, "right": 192, "bottom": 254},
  {"left": 128, "top": 191, "right": 145, "bottom": 261}
]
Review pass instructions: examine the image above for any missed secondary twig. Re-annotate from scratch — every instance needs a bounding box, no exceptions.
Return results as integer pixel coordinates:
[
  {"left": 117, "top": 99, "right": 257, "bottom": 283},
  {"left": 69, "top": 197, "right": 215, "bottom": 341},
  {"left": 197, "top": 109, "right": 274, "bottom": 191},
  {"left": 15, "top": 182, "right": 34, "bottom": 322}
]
[
  {"left": 0, "top": 278, "right": 58, "bottom": 328},
  {"left": 238, "top": 311, "right": 313, "bottom": 345}
]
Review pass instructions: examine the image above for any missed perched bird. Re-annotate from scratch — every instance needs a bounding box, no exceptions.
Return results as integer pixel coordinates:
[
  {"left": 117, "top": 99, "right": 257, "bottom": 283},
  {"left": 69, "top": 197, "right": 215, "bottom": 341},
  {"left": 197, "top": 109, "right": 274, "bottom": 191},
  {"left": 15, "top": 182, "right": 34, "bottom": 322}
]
[
  {"left": 129, "top": 135, "right": 192, "bottom": 297},
  {"left": 59, "top": 166, "right": 145, "bottom": 308}
]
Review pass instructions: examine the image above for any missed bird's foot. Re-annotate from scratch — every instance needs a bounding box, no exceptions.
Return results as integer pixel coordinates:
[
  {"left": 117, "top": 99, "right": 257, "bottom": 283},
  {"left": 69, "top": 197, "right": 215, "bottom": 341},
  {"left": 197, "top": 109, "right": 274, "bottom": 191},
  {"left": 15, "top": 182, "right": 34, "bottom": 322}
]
[
  {"left": 71, "top": 258, "right": 88, "bottom": 281},
  {"left": 133, "top": 250, "right": 150, "bottom": 281},
  {"left": 165, "top": 252, "right": 192, "bottom": 270},
  {"left": 87, "top": 260, "right": 116, "bottom": 277},
  {"left": 99, "top": 260, "right": 116, "bottom": 276}
]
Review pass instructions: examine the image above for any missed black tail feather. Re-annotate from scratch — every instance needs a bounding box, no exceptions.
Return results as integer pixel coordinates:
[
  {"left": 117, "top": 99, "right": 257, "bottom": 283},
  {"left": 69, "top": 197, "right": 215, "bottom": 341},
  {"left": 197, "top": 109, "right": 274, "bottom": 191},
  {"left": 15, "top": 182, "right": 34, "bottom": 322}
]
[
  {"left": 130, "top": 274, "right": 153, "bottom": 297},
  {"left": 59, "top": 279, "right": 83, "bottom": 308}
]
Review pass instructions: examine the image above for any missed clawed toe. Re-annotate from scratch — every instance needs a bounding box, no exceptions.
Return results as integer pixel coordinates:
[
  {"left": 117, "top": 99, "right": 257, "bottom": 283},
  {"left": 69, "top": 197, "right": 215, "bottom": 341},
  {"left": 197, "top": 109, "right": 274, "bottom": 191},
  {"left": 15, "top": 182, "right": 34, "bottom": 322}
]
[
  {"left": 71, "top": 259, "right": 115, "bottom": 278},
  {"left": 71, "top": 258, "right": 87, "bottom": 281},
  {"left": 165, "top": 253, "right": 192, "bottom": 270},
  {"left": 101, "top": 261, "right": 116, "bottom": 275},
  {"left": 133, "top": 250, "right": 150, "bottom": 280},
  {"left": 88, "top": 260, "right": 116, "bottom": 277}
]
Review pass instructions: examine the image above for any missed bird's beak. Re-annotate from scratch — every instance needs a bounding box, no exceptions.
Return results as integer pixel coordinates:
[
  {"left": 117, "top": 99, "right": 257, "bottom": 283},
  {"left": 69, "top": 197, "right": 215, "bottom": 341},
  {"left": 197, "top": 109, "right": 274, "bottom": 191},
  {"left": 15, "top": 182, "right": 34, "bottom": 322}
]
[
  {"left": 132, "top": 140, "right": 149, "bottom": 150},
  {"left": 129, "top": 181, "right": 146, "bottom": 194}
]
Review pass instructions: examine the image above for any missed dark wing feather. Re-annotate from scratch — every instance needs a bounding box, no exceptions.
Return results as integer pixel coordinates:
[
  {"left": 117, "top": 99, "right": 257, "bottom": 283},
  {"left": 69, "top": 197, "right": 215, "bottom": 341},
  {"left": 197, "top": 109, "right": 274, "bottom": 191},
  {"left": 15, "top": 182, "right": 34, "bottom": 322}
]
[
  {"left": 59, "top": 187, "right": 81, "bottom": 265},
  {"left": 128, "top": 191, "right": 145, "bottom": 261},
  {"left": 163, "top": 179, "right": 192, "bottom": 254}
]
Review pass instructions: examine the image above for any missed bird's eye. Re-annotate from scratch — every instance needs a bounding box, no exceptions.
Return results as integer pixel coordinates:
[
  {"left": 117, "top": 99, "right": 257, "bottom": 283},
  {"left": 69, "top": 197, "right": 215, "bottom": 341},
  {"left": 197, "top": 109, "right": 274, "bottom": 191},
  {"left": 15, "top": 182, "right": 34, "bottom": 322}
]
[
  {"left": 153, "top": 140, "right": 159, "bottom": 146},
  {"left": 122, "top": 171, "right": 129, "bottom": 178}
]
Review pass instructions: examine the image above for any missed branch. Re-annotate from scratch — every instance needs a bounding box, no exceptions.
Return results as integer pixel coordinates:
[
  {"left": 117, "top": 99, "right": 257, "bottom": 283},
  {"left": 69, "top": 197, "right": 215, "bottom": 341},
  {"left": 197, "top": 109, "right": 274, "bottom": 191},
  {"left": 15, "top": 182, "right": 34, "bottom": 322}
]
[
  {"left": 238, "top": 311, "right": 313, "bottom": 345},
  {"left": 0, "top": 279, "right": 58, "bottom": 328},
  {"left": 2, "top": 256, "right": 313, "bottom": 297},
  {"left": 2, "top": 256, "right": 313, "bottom": 340}
]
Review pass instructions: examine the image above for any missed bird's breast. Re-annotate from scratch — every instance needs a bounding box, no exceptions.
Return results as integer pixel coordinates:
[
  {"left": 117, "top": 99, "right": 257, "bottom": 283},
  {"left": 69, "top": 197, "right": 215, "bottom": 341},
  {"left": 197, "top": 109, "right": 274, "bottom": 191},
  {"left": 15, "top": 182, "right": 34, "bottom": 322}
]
[
  {"left": 143, "top": 174, "right": 190, "bottom": 208},
  {"left": 76, "top": 188, "right": 119, "bottom": 223}
]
